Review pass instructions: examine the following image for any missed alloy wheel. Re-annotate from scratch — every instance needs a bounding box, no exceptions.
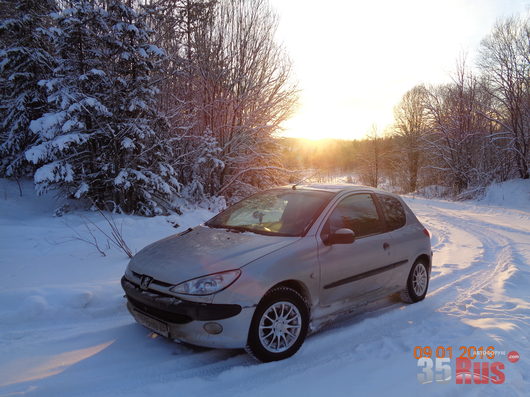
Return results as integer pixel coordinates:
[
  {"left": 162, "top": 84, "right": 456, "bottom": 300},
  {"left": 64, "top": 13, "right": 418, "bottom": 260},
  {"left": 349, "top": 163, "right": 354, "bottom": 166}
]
[{"left": 258, "top": 301, "right": 302, "bottom": 353}]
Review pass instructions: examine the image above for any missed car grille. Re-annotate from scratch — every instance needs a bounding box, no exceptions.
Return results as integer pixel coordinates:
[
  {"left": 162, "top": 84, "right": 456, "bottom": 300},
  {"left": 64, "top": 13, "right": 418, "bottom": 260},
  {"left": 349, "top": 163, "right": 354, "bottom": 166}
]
[
  {"left": 127, "top": 295, "right": 192, "bottom": 324},
  {"left": 132, "top": 271, "right": 172, "bottom": 288}
]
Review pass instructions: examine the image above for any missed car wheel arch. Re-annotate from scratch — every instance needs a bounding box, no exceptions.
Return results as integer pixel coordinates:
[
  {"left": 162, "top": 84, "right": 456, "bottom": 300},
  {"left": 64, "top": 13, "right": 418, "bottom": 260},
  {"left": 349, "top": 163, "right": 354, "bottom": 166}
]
[
  {"left": 266, "top": 280, "right": 311, "bottom": 310},
  {"left": 414, "top": 254, "right": 431, "bottom": 274}
]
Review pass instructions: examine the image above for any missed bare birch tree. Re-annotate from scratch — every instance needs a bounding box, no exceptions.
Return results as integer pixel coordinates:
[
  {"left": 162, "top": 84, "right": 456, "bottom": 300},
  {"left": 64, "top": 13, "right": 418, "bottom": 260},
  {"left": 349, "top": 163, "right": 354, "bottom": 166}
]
[
  {"left": 189, "top": 0, "right": 298, "bottom": 198},
  {"left": 142, "top": 0, "right": 297, "bottom": 200},
  {"left": 392, "top": 85, "right": 428, "bottom": 192},
  {"left": 478, "top": 15, "right": 530, "bottom": 179},
  {"left": 423, "top": 60, "right": 495, "bottom": 197}
]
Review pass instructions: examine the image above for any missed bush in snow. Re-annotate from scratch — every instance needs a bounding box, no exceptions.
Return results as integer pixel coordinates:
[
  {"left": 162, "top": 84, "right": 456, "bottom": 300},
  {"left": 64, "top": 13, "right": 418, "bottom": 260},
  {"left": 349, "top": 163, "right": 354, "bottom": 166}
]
[{"left": 26, "top": 0, "right": 180, "bottom": 215}]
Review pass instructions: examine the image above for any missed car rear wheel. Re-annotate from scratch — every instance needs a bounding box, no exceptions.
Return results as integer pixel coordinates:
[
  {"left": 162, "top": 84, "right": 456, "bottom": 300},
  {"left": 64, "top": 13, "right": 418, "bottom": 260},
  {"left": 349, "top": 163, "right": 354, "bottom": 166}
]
[
  {"left": 401, "top": 259, "right": 429, "bottom": 303},
  {"left": 246, "top": 287, "right": 309, "bottom": 362}
]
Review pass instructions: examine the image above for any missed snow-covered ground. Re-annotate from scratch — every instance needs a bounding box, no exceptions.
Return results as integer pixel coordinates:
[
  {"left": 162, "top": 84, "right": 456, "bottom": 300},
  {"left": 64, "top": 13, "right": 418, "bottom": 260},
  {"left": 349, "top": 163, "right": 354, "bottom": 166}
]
[{"left": 1, "top": 179, "right": 529, "bottom": 396}]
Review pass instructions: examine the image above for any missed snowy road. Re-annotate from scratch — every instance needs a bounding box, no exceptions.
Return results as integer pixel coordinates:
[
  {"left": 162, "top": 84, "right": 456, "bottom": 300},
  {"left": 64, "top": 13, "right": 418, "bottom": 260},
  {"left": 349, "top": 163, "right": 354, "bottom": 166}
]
[{"left": 1, "top": 181, "right": 529, "bottom": 396}]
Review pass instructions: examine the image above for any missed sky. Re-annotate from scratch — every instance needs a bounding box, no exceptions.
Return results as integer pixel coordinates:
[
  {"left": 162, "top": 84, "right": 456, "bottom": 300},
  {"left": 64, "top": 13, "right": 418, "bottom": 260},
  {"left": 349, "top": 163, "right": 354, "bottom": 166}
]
[{"left": 269, "top": 0, "right": 529, "bottom": 140}]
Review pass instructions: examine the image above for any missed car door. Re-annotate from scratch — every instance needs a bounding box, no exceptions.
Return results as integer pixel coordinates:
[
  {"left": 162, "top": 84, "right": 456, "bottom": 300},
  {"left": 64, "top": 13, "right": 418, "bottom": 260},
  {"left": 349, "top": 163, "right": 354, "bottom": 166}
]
[
  {"left": 376, "top": 193, "right": 412, "bottom": 289},
  {"left": 317, "top": 193, "right": 394, "bottom": 308}
]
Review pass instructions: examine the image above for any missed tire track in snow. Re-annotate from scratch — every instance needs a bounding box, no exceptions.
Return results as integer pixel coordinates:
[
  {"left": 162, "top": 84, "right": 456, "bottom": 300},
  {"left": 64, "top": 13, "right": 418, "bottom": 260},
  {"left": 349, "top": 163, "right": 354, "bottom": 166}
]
[{"left": 424, "top": 208, "right": 530, "bottom": 332}]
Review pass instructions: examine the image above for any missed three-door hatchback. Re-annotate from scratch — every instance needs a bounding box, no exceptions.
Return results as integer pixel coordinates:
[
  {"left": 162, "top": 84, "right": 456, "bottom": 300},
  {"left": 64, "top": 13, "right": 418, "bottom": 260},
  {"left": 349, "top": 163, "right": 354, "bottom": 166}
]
[{"left": 122, "top": 184, "right": 432, "bottom": 362}]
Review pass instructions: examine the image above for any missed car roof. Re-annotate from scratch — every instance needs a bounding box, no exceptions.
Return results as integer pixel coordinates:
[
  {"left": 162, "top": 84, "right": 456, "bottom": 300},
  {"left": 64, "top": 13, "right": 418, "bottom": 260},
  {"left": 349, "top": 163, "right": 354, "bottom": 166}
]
[{"left": 280, "top": 183, "right": 396, "bottom": 196}]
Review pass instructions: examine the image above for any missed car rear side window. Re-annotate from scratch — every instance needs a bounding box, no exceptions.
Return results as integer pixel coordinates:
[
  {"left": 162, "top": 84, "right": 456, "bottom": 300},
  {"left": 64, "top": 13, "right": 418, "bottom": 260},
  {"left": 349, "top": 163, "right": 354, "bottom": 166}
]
[
  {"left": 378, "top": 194, "right": 406, "bottom": 231},
  {"left": 325, "top": 193, "right": 384, "bottom": 238}
]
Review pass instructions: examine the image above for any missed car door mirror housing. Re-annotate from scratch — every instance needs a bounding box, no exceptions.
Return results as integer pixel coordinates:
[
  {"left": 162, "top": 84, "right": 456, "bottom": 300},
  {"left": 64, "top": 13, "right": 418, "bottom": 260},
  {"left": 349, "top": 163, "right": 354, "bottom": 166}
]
[{"left": 327, "top": 228, "right": 355, "bottom": 245}]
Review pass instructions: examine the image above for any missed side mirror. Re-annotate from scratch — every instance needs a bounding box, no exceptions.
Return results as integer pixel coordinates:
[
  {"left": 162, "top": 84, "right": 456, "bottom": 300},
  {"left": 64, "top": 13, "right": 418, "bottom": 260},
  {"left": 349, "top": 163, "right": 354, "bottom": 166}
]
[{"left": 327, "top": 228, "right": 355, "bottom": 245}]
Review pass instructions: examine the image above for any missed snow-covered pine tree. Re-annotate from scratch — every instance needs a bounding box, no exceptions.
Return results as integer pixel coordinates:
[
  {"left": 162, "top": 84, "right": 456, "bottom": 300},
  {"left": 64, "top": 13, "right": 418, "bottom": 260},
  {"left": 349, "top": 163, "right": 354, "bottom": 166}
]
[
  {"left": 26, "top": 0, "right": 114, "bottom": 203},
  {"left": 181, "top": 129, "right": 224, "bottom": 201},
  {"left": 99, "top": 0, "right": 180, "bottom": 215},
  {"left": 0, "top": 0, "right": 57, "bottom": 178},
  {"left": 27, "top": 0, "right": 179, "bottom": 215}
]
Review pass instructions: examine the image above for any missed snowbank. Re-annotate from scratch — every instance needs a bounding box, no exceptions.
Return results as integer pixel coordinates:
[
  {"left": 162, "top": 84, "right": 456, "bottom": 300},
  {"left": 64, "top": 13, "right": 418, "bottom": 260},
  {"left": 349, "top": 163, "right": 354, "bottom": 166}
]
[
  {"left": 0, "top": 177, "right": 215, "bottom": 330},
  {"left": 478, "top": 178, "right": 530, "bottom": 210}
]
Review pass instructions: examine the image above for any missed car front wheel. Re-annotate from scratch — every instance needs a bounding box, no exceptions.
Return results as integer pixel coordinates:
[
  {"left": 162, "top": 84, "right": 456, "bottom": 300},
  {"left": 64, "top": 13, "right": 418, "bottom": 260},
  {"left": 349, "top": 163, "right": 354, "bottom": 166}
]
[{"left": 246, "top": 287, "right": 309, "bottom": 362}]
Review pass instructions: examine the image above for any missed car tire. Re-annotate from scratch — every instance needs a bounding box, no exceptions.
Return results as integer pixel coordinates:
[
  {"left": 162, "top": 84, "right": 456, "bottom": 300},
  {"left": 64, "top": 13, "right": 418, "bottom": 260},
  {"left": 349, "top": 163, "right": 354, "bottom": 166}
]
[
  {"left": 246, "top": 287, "right": 309, "bottom": 362},
  {"left": 401, "top": 259, "right": 429, "bottom": 303}
]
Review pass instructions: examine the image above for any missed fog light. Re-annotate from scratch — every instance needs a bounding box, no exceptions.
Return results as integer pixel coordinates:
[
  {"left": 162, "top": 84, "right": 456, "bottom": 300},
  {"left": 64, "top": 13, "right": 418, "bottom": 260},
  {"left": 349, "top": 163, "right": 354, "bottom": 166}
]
[{"left": 204, "top": 322, "right": 223, "bottom": 335}]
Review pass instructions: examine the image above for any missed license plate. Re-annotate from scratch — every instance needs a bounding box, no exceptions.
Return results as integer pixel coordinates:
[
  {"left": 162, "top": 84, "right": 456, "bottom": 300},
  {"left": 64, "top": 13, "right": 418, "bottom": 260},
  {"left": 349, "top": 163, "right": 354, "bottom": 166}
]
[{"left": 133, "top": 310, "right": 169, "bottom": 337}]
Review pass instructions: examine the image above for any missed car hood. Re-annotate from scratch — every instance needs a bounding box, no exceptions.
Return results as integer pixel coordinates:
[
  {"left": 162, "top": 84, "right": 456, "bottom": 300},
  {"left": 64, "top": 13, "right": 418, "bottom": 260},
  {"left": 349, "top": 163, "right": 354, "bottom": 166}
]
[{"left": 127, "top": 225, "right": 299, "bottom": 284}]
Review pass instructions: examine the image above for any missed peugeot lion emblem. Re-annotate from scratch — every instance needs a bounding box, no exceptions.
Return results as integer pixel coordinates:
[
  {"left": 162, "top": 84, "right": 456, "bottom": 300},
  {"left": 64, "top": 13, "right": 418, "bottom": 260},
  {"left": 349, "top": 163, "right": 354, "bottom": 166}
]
[{"left": 140, "top": 275, "right": 153, "bottom": 290}]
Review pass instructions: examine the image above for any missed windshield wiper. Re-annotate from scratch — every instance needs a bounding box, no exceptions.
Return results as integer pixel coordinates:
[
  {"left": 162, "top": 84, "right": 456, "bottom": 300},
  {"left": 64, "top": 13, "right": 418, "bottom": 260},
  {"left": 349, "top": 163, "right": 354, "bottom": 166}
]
[
  {"left": 225, "top": 226, "right": 247, "bottom": 233},
  {"left": 248, "top": 229, "right": 294, "bottom": 237},
  {"left": 207, "top": 224, "right": 294, "bottom": 237},
  {"left": 207, "top": 224, "right": 248, "bottom": 233}
]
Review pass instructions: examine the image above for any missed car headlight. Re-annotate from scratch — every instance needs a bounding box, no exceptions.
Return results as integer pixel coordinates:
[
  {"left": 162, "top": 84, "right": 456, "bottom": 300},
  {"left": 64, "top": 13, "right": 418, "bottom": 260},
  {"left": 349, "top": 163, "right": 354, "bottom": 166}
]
[{"left": 169, "top": 270, "right": 241, "bottom": 296}]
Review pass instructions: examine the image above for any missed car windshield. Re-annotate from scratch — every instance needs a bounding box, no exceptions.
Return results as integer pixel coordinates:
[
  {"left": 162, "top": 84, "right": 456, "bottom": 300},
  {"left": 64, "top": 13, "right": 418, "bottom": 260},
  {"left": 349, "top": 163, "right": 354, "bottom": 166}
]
[{"left": 205, "top": 189, "right": 334, "bottom": 237}]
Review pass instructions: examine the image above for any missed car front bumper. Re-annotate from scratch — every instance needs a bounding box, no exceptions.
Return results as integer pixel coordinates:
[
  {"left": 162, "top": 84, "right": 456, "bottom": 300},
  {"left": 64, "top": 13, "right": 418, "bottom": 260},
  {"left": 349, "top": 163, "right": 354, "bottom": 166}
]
[{"left": 122, "top": 277, "right": 254, "bottom": 349}]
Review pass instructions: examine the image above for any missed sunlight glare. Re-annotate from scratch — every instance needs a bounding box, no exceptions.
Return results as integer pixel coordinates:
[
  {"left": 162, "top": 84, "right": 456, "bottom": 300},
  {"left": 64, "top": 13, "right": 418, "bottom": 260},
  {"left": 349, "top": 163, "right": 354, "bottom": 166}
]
[
  {"left": 0, "top": 340, "right": 115, "bottom": 387},
  {"left": 271, "top": 0, "right": 528, "bottom": 140}
]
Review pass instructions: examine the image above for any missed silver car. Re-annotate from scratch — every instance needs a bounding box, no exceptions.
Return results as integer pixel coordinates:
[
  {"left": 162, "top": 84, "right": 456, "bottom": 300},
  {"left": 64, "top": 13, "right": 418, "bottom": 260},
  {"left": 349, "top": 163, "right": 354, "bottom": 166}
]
[{"left": 122, "top": 184, "right": 431, "bottom": 362}]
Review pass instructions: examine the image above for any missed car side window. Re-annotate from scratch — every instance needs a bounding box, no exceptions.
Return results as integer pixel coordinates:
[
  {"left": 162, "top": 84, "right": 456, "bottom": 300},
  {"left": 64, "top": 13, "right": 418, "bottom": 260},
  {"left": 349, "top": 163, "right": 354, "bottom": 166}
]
[
  {"left": 378, "top": 194, "right": 406, "bottom": 231},
  {"left": 323, "top": 193, "right": 384, "bottom": 239}
]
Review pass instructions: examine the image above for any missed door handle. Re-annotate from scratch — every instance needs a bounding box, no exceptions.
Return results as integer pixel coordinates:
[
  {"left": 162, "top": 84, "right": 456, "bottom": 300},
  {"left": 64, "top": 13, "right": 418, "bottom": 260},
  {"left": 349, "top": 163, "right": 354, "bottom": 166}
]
[{"left": 383, "top": 242, "right": 390, "bottom": 250}]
